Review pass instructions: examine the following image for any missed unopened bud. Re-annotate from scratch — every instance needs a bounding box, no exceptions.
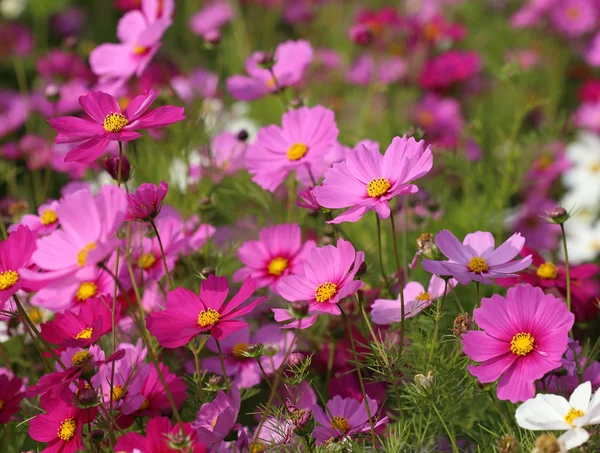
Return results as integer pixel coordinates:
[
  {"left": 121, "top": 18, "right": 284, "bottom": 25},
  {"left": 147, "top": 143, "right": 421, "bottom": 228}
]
[
  {"left": 208, "top": 375, "right": 223, "bottom": 386},
  {"left": 102, "top": 155, "right": 131, "bottom": 182},
  {"left": 290, "top": 301, "right": 309, "bottom": 318},
  {"left": 533, "top": 433, "right": 567, "bottom": 453},
  {"left": 497, "top": 434, "right": 519, "bottom": 453},
  {"left": 244, "top": 343, "right": 264, "bottom": 358},
  {"left": 76, "top": 387, "right": 98, "bottom": 408},
  {"left": 237, "top": 129, "right": 249, "bottom": 141},
  {"left": 349, "top": 24, "right": 373, "bottom": 46},
  {"left": 45, "top": 84, "right": 60, "bottom": 103},
  {"left": 89, "top": 429, "right": 104, "bottom": 443},
  {"left": 204, "top": 30, "right": 221, "bottom": 46},
  {"left": 289, "top": 98, "right": 304, "bottom": 109},
  {"left": 287, "top": 352, "right": 305, "bottom": 368},
  {"left": 548, "top": 207, "right": 569, "bottom": 225},
  {"left": 201, "top": 266, "right": 216, "bottom": 278},
  {"left": 451, "top": 313, "right": 473, "bottom": 338},
  {"left": 414, "top": 371, "right": 435, "bottom": 397},
  {"left": 417, "top": 233, "right": 442, "bottom": 261}
]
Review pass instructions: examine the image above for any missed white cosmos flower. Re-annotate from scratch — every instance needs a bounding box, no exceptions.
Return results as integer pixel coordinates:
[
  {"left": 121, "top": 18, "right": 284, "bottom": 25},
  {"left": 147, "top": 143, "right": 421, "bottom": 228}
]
[
  {"left": 562, "top": 132, "right": 600, "bottom": 201},
  {"left": 516, "top": 381, "right": 600, "bottom": 450}
]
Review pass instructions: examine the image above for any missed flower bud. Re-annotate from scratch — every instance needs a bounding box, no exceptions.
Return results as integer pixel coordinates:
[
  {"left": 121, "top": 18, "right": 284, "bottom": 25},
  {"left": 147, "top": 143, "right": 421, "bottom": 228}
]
[
  {"left": 198, "top": 196, "right": 212, "bottom": 207},
  {"left": 103, "top": 155, "right": 131, "bottom": 182},
  {"left": 548, "top": 207, "right": 569, "bottom": 225},
  {"left": 243, "top": 343, "right": 264, "bottom": 358},
  {"left": 533, "top": 434, "right": 567, "bottom": 453},
  {"left": 287, "top": 352, "right": 305, "bottom": 368},
  {"left": 349, "top": 24, "right": 373, "bottom": 46},
  {"left": 237, "top": 129, "right": 249, "bottom": 141},
  {"left": 417, "top": 233, "right": 442, "bottom": 261},
  {"left": 451, "top": 313, "right": 473, "bottom": 338},
  {"left": 204, "top": 30, "right": 221, "bottom": 46},
  {"left": 414, "top": 371, "right": 435, "bottom": 397},
  {"left": 208, "top": 375, "right": 223, "bottom": 386},
  {"left": 289, "top": 98, "right": 304, "bottom": 109},
  {"left": 291, "top": 408, "right": 314, "bottom": 436},
  {"left": 89, "top": 429, "right": 104, "bottom": 443},
  {"left": 497, "top": 434, "right": 519, "bottom": 453},
  {"left": 356, "top": 261, "right": 368, "bottom": 278},
  {"left": 290, "top": 301, "right": 309, "bottom": 318},
  {"left": 201, "top": 266, "right": 216, "bottom": 278},
  {"left": 76, "top": 387, "right": 98, "bottom": 408}
]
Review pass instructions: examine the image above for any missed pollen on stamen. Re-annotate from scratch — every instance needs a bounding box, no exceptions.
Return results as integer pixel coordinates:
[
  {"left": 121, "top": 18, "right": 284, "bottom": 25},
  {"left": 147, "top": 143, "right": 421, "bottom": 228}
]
[
  {"left": 536, "top": 262, "right": 558, "bottom": 279},
  {"left": 415, "top": 291, "right": 430, "bottom": 301},
  {"left": 103, "top": 112, "right": 129, "bottom": 133},
  {"left": 75, "top": 327, "right": 93, "bottom": 340},
  {"left": 510, "top": 332, "right": 535, "bottom": 356},
  {"left": 267, "top": 257, "right": 288, "bottom": 276},
  {"left": 198, "top": 308, "right": 221, "bottom": 327},
  {"left": 77, "top": 243, "right": 97, "bottom": 267},
  {"left": 467, "top": 257, "right": 488, "bottom": 274},
  {"left": 287, "top": 143, "right": 308, "bottom": 161},
  {"left": 330, "top": 416, "right": 350, "bottom": 432},
  {"left": 57, "top": 417, "right": 76, "bottom": 442},
  {"left": 315, "top": 282, "right": 338, "bottom": 303},
  {"left": 40, "top": 209, "right": 58, "bottom": 226},
  {"left": 76, "top": 282, "right": 98, "bottom": 301},
  {"left": 137, "top": 253, "right": 157, "bottom": 270},
  {"left": 367, "top": 178, "right": 392, "bottom": 198},
  {"left": 0, "top": 270, "right": 19, "bottom": 291}
]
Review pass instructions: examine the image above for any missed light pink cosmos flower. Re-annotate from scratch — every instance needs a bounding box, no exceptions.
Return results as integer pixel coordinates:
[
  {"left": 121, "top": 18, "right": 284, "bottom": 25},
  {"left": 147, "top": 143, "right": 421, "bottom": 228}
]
[
  {"left": 189, "top": 1, "right": 234, "bottom": 41},
  {"left": 126, "top": 180, "right": 168, "bottom": 221},
  {"left": 9, "top": 201, "right": 60, "bottom": 236},
  {"left": 171, "top": 67, "right": 219, "bottom": 103},
  {"left": 233, "top": 223, "right": 315, "bottom": 294},
  {"left": 345, "top": 55, "right": 407, "bottom": 86},
  {"left": 226, "top": 40, "right": 313, "bottom": 101},
  {"left": 192, "top": 387, "right": 241, "bottom": 446},
  {"left": 312, "top": 395, "right": 388, "bottom": 444},
  {"left": 511, "top": 0, "right": 554, "bottom": 28},
  {"left": 146, "top": 275, "right": 265, "bottom": 347},
  {"left": 0, "top": 226, "right": 37, "bottom": 310},
  {"left": 422, "top": 230, "right": 533, "bottom": 285},
  {"left": 574, "top": 101, "right": 600, "bottom": 133},
  {"left": 209, "top": 131, "right": 249, "bottom": 176},
  {"left": 246, "top": 106, "right": 339, "bottom": 192},
  {"left": 48, "top": 90, "right": 185, "bottom": 163},
  {"left": 550, "top": 0, "right": 596, "bottom": 38},
  {"left": 314, "top": 136, "right": 433, "bottom": 224},
  {"left": 278, "top": 238, "right": 364, "bottom": 316},
  {"left": 462, "top": 284, "right": 574, "bottom": 403},
  {"left": 371, "top": 275, "right": 456, "bottom": 325},
  {"left": 90, "top": 0, "right": 172, "bottom": 89}
]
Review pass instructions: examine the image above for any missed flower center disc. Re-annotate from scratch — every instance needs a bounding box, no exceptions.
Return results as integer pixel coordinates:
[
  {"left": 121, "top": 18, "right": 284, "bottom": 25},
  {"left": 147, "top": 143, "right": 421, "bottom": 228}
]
[
  {"left": 103, "top": 112, "right": 129, "bottom": 133},
  {"left": 330, "top": 416, "right": 350, "bottom": 432},
  {"left": 76, "top": 282, "right": 98, "bottom": 301},
  {"left": 468, "top": 257, "right": 488, "bottom": 274},
  {"left": 564, "top": 408, "right": 585, "bottom": 426},
  {"left": 71, "top": 350, "right": 93, "bottom": 367},
  {"left": 77, "top": 243, "right": 96, "bottom": 267},
  {"left": 232, "top": 342, "right": 249, "bottom": 358},
  {"left": 367, "top": 178, "right": 392, "bottom": 198},
  {"left": 267, "top": 257, "right": 288, "bottom": 276},
  {"left": 197, "top": 308, "right": 221, "bottom": 327},
  {"left": 510, "top": 332, "right": 535, "bottom": 356},
  {"left": 57, "top": 417, "right": 76, "bottom": 442},
  {"left": 137, "top": 253, "right": 157, "bottom": 270},
  {"left": 75, "top": 327, "right": 93, "bottom": 340},
  {"left": 0, "top": 270, "right": 19, "bottom": 290},
  {"left": 536, "top": 262, "right": 558, "bottom": 279},
  {"left": 415, "top": 291, "right": 430, "bottom": 301},
  {"left": 315, "top": 282, "right": 338, "bottom": 303},
  {"left": 112, "top": 385, "right": 125, "bottom": 401},
  {"left": 287, "top": 143, "right": 308, "bottom": 161},
  {"left": 40, "top": 209, "right": 58, "bottom": 225}
]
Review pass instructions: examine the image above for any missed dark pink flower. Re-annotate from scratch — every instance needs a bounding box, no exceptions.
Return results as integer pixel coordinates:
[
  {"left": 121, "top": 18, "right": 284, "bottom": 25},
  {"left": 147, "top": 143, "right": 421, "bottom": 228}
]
[
  {"left": 0, "top": 374, "right": 24, "bottom": 423},
  {"left": 133, "top": 363, "right": 187, "bottom": 417},
  {"left": 126, "top": 180, "right": 169, "bottom": 221},
  {"left": 418, "top": 50, "right": 481, "bottom": 90},
  {"left": 192, "top": 387, "right": 240, "bottom": 445},
  {"left": 48, "top": 90, "right": 185, "bottom": 163}
]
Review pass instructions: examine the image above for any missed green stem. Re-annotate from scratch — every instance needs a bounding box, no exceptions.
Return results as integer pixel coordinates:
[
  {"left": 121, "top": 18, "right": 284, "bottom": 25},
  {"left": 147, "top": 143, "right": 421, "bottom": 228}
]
[
  {"left": 375, "top": 214, "right": 393, "bottom": 297},
  {"left": 215, "top": 339, "right": 230, "bottom": 391},
  {"left": 560, "top": 224, "right": 572, "bottom": 315},
  {"left": 428, "top": 279, "right": 449, "bottom": 365},
  {"left": 432, "top": 404, "right": 459, "bottom": 453},
  {"left": 150, "top": 220, "right": 174, "bottom": 291},
  {"left": 389, "top": 214, "right": 406, "bottom": 351},
  {"left": 475, "top": 282, "right": 481, "bottom": 308}
]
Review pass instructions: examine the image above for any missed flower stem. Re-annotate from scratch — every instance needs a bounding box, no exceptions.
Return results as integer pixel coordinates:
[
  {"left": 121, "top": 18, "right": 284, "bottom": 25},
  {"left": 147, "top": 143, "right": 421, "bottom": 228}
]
[
  {"left": 150, "top": 220, "right": 174, "bottom": 291},
  {"left": 389, "top": 214, "right": 406, "bottom": 352},
  {"left": 341, "top": 306, "right": 377, "bottom": 446},
  {"left": 432, "top": 404, "right": 459, "bottom": 453},
  {"left": 475, "top": 282, "right": 481, "bottom": 308},
  {"left": 428, "top": 279, "right": 449, "bottom": 365},
  {"left": 560, "top": 224, "right": 572, "bottom": 315},
  {"left": 215, "top": 339, "right": 231, "bottom": 391},
  {"left": 375, "top": 214, "right": 393, "bottom": 297}
]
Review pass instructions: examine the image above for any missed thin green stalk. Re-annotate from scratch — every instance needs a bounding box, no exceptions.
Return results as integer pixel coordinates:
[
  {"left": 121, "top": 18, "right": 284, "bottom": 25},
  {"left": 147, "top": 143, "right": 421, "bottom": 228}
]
[
  {"left": 475, "top": 282, "right": 481, "bottom": 308},
  {"left": 402, "top": 196, "right": 409, "bottom": 283},
  {"left": 389, "top": 214, "right": 406, "bottom": 350},
  {"left": 428, "top": 279, "right": 449, "bottom": 365},
  {"left": 560, "top": 224, "right": 572, "bottom": 315},
  {"left": 0, "top": 217, "right": 7, "bottom": 240},
  {"left": 341, "top": 307, "right": 377, "bottom": 445},
  {"left": 432, "top": 404, "right": 459, "bottom": 453},
  {"left": 287, "top": 174, "right": 297, "bottom": 223},
  {"left": 375, "top": 214, "right": 393, "bottom": 297},
  {"left": 215, "top": 339, "right": 230, "bottom": 391},
  {"left": 150, "top": 220, "right": 174, "bottom": 291},
  {"left": 0, "top": 342, "right": 12, "bottom": 371}
]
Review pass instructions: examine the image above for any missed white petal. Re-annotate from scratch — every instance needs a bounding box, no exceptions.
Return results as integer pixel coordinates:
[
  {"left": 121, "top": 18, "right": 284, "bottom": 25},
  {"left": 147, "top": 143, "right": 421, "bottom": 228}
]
[
  {"left": 516, "top": 395, "right": 570, "bottom": 430},
  {"left": 559, "top": 428, "right": 589, "bottom": 450},
  {"left": 569, "top": 381, "right": 592, "bottom": 411}
]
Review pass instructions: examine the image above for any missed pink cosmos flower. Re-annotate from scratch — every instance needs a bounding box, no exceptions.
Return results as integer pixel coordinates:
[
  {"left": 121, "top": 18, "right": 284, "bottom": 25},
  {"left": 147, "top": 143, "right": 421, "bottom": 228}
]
[
  {"left": 0, "top": 225, "right": 37, "bottom": 309},
  {"left": 512, "top": 195, "right": 561, "bottom": 251},
  {"left": 93, "top": 359, "right": 149, "bottom": 414},
  {"left": 312, "top": 395, "right": 388, "bottom": 444},
  {"left": 0, "top": 22, "right": 33, "bottom": 57},
  {"left": 246, "top": 106, "right": 339, "bottom": 192},
  {"left": 295, "top": 186, "right": 321, "bottom": 211},
  {"left": 272, "top": 304, "right": 319, "bottom": 330},
  {"left": 418, "top": 50, "right": 481, "bottom": 90},
  {"left": 21, "top": 185, "right": 127, "bottom": 284},
  {"left": 29, "top": 397, "right": 89, "bottom": 453},
  {"left": 1, "top": 135, "right": 55, "bottom": 170},
  {"left": 233, "top": 223, "right": 315, "bottom": 294},
  {"left": 422, "top": 230, "right": 533, "bottom": 285},
  {"left": 587, "top": 33, "right": 600, "bottom": 67},
  {"left": 202, "top": 324, "right": 293, "bottom": 388},
  {"left": 524, "top": 141, "right": 570, "bottom": 192},
  {"left": 133, "top": 363, "right": 187, "bottom": 417},
  {"left": 9, "top": 201, "right": 60, "bottom": 236},
  {"left": 126, "top": 180, "right": 168, "bottom": 221},
  {"left": 115, "top": 416, "right": 207, "bottom": 453},
  {"left": 462, "top": 284, "right": 574, "bottom": 403},
  {"left": 192, "top": 387, "right": 241, "bottom": 445},
  {"left": 413, "top": 93, "right": 464, "bottom": 149},
  {"left": 181, "top": 216, "right": 217, "bottom": 254},
  {"left": 209, "top": 131, "right": 249, "bottom": 175},
  {"left": 147, "top": 275, "right": 265, "bottom": 347},
  {"left": 189, "top": 1, "right": 234, "bottom": 41},
  {"left": 578, "top": 79, "right": 600, "bottom": 102},
  {"left": 171, "top": 67, "right": 219, "bottom": 103},
  {"left": 371, "top": 275, "right": 456, "bottom": 325},
  {"left": 90, "top": 1, "right": 172, "bottom": 88},
  {"left": 0, "top": 374, "right": 24, "bottom": 423},
  {"left": 48, "top": 90, "right": 185, "bottom": 163},
  {"left": 278, "top": 238, "right": 364, "bottom": 316},
  {"left": 0, "top": 90, "right": 29, "bottom": 139},
  {"left": 314, "top": 136, "right": 433, "bottom": 224},
  {"left": 574, "top": 102, "right": 600, "bottom": 133},
  {"left": 40, "top": 296, "right": 120, "bottom": 349},
  {"left": 226, "top": 40, "right": 313, "bottom": 101},
  {"left": 345, "top": 55, "right": 407, "bottom": 86},
  {"left": 550, "top": 0, "right": 596, "bottom": 38},
  {"left": 511, "top": 0, "right": 553, "bottom": 28}
]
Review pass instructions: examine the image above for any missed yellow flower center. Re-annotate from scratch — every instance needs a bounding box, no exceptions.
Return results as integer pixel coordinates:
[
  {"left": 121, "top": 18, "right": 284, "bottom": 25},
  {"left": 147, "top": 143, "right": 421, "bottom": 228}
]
[
  {"left": 250, "top": 443, "right": 267, "bottom": 453},
  {"left": 103, "top": 112, "right": 129, "bottom": 133},
  {"left": 589, "top": 162, "right": 600, "bottom": 173},
  {"left": 315, "top": 282, "right": 338, "bottom": 303},
  {"left": 266, "top": 77, "right": 277, "bottom": 88},
  {"left": 510, "top": 332, "right": 535, "bottom": 356},
  {"left": 564, "top": 408, "right": 585, "bottom": 426},
  {"left": 367, "top": 178, "right": 392, "bottom": 198},
  {"left": 536, "top": 262, "right": 558, "bottom": 280},
  {"left": 28, "top": 307, "right": 43, "bottom": 324},
  {"left": 139, "top": 398, "right": 150, "bottom": 411},
  {"left": 137, "top": 253, "right": 157, "bottom": 270},
  {"left": 211, "top": 418, "right": 218, "bottom": 429},
  {"left": 57, "top": 417, "right": 77, "bottom": 442},
  {"left": 415, "top": 291, "right": 430, "bottom": 301},
  {"left": 133, "top": 45, "right": 147, "bottom": 55},
  {"left": 267, "top": 257, "right": 288, "bottom": 276},
  {"left": 417, "top": 111, "right": 434, "bottom": 126},
  {"left": 76, "top": 282, "right": 98, "bottom": 301},
  {"left": 197, "top": 308, "right": 221, "bottom": 327},
  {"left": 71, "top": 350, "right": 93, "bottom": 367},
  {"left": 75, "top": 327, "right": 93, "bottom": 340},
  {"left": 287, "top": 143, "right": 308, "bottom": 161},
  {"left": 468, "top": 257, "right": 488, "bottom": 274},
  {"left": 535, "top": 155, "right": 553, "bottom": 169},
  {"left": 330, "top": 416, "right": 350, "bottom": 432},
  {"left": 232, "top": 342, "right": 249, "bottom": 357},
  {"left": 40, "top": 209, "right": 58, "bottom": 225},
  {"left": 77, "top": 243, "right": 96, "bottom": 267},
  {"left": 112, "top": 385, "right": 125, "bottom": 401},
  {"left": 0, "top": 270, "right": 19, "bottom": 291},
  {"left": 423, "top": 22, "right": 441, "bottom": 40}
]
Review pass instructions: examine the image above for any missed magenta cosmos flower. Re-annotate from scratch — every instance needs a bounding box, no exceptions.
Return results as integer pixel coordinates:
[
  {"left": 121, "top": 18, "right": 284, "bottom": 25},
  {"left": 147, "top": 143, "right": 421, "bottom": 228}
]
[
  {"left": 418, "top": 50, "right": 481, "bottom": 90},
  {"left": 126, "top": 180, "right": 168, "bottom": 221},
  {"left": 0, "top": 225, "right": 37, "bottom": 309},
  {"left": 312, "top": 395, "right": 388, "bottom": 444},
  {"left": 246, "top": 105, "right": 339, "bottom": 192},
  {"left": 133, "top": 363, "right": 187, "bottom": 417},
  {"left": 462, "top": 284, "right": 574, "bottom": 403},
  {"left": 314, "top": 135, "right": 433, "bottom": 224},
  {"left": 146, "top": 275, "right": 265, "bottom": 347},
  {"left": 0, "top": 374, "right": 25, "bottom": 423},
  {"left": 226, "top": 40, "right": 313, "bottom": 101},
  {"left": 189, "top": 1, "right": 234, "bottom": 41},
  {"left": 371, "top": 275, "right": 456, "bottom": 325},
  {"left": 233, "top": 223, "right": 315, "bottom": 294},
  {"left": 422, "top": 230, "right": 533, "bottom": 285},
  {"left": 47, "top": 90, "right": 185, "bottom": 163},
  {"left": 278, "top": 238, "right": 364, "bottom": 316}
]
